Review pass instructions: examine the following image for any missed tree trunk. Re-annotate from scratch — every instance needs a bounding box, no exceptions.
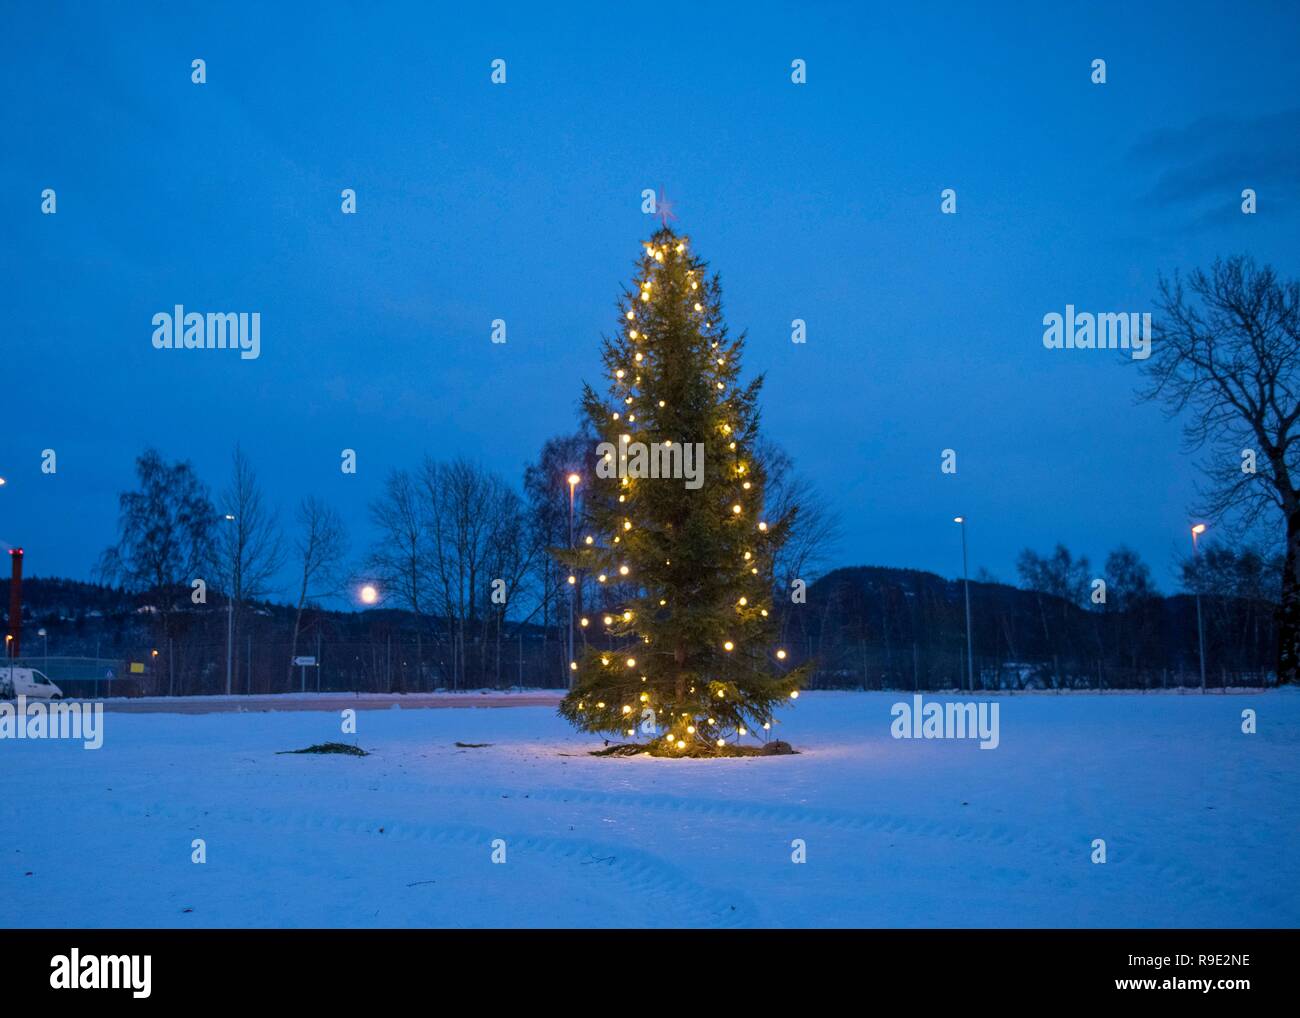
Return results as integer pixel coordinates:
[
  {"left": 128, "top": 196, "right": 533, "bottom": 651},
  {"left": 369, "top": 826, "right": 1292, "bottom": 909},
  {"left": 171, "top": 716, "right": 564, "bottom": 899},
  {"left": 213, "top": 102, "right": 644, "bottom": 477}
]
[
  {"left": 1278, "top": 510, "right": 1300, "bottom": 684},
  {"left": 287, "top": 604, "right": 304, "bottom": 691}
]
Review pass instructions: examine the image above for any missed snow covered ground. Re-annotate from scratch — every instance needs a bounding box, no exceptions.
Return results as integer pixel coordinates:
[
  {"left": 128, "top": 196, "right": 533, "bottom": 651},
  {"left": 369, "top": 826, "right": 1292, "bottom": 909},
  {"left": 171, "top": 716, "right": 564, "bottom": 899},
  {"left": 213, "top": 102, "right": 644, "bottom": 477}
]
[{"left": 2, "top": 690, "right": 1297, "bottom": 928}]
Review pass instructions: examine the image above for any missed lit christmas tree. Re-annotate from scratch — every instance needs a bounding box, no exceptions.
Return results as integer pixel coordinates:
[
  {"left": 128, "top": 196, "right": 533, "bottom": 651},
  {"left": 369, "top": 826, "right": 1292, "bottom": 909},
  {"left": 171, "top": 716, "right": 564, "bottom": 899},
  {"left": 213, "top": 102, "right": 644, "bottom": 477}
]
[{"left": 558, "top": 226, "right": 806, "bottom": 754}]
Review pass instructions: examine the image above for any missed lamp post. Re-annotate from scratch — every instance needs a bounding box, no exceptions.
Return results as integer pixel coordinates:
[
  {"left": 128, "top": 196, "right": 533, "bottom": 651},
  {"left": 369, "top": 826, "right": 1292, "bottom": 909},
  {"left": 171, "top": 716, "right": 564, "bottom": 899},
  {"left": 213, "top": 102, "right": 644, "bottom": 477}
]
[
  {"left": 221, "top": 513, "right": 236, "bottom": 695},
  {"left": 566, "top": 474, "right": 580, "bottom": 689},
  {"left": 38, "top": 627, "right": 47, "bottom": 672},
  {"left": 1192, "top": 523, "right": 1207, "bottom": 692},
  {"left": 954, "top": 516, "right": 974, "bottom": 692}
]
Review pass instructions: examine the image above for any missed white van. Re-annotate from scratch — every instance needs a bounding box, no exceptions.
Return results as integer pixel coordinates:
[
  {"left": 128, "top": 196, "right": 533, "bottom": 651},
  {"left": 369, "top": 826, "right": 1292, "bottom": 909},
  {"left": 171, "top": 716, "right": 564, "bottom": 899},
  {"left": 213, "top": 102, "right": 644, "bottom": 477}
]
[{"left": 0, "top": 666, "right": 64, "bottom": 700}]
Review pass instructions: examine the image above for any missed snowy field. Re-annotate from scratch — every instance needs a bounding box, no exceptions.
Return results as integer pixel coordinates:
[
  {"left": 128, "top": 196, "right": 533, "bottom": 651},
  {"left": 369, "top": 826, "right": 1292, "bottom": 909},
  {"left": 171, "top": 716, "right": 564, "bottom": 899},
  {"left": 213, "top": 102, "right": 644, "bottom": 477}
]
[{"left": 2, "top": 690, "right": 1297, "bottom": 928}]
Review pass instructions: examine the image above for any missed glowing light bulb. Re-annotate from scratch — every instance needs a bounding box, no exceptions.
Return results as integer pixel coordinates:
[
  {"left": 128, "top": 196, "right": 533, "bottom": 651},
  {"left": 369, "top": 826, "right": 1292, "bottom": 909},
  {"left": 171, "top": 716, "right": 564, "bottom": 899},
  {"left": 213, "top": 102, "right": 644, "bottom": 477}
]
[
  {"left": 569, "top": 661, "right": 577, "bottom": 670},
  {"left": 687, "top": 725, "right": 696, "bottom": 734},
  {"left": 626, "top": 657, "right": 636, "bottom": 668},
  {"left": 777, "top": 649, "right": 787, "bottom": 660},
  {"left": 732, "top": 504, "right": 742, "bottom": 515},
  {"left": 758, "top": 521, "right": 768, "bottom": 532},
  {"left": 724, "top": 641, "right": 734, "bottom": 652},
  {"left": 717, "top": 739, "right": 726, "bottom": 747},
  {"left": 622, "top": 705, "right": 632, "bottom": 714},
  {"left": 790, "top": 690, "right": 799, "bottom": 699},
  {"left": 738, "top": 597, "right": 748, "bottom": 606},
  {"left": 580, "top": 617, "right": 589, "bottom": 627},
  {"left": 619, "top": 565, "right": 629, "bottom": 576},
  {"left": 567, "top": 574, "right": 576, "bottom": 584}
]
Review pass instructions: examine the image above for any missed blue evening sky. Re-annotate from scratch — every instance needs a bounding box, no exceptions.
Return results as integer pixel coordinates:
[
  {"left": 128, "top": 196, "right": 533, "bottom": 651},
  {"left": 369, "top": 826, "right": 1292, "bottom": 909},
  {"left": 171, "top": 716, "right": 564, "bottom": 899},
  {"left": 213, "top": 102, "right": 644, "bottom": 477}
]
[{"left": 2, "top": 1, "right": 1297, "bottom": 593}]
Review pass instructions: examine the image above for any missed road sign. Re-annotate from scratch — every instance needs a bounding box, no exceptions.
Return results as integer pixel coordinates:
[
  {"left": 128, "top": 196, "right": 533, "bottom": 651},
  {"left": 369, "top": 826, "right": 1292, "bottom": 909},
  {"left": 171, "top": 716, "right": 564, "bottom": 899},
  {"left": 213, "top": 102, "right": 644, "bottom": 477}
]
[{"left": 293, "top": 656, "right": 317, "bottom": 667}]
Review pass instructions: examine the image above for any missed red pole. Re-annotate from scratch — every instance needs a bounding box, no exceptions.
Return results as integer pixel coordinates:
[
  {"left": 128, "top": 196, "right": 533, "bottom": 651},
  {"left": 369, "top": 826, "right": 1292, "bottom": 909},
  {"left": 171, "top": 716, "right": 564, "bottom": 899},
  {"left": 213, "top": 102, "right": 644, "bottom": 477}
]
[{"left": 8, "top": 548, "right": 22, "bottom": 659}]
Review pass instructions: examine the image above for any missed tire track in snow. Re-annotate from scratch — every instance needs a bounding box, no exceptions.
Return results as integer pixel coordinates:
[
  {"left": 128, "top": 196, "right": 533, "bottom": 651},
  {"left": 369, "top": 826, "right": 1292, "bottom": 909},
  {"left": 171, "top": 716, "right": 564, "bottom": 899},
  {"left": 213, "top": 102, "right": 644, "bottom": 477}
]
[
  {"left": 96, "top": 798, "right": 760, "bottom": 928},
  {"left": 402, "top": 781, "right": 1254, "bottom": 906}
]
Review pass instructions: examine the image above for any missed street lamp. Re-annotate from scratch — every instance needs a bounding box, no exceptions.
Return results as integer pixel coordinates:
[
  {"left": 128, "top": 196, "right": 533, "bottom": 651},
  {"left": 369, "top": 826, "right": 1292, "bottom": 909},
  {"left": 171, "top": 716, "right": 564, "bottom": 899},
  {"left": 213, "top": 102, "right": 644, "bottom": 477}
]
[
  {"left": 953, "top": 516, "right": 974, "bottom": 692},
  {"left": 1192, "top": 523, "right": 1207, "bottom": 692},
  {"left": 221, "top": 514, "right": 236, "bottom": 695},
  {"left": 37, "top": 627, "right": 47, "bottom": 672},
  {"left": 567, "top": 473, "right": 580, "bottom": 689}
]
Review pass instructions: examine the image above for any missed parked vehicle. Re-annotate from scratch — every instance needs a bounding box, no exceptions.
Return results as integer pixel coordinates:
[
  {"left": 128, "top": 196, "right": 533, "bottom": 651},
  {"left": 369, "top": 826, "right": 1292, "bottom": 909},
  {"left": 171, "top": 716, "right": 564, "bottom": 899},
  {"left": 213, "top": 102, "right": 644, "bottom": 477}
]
[{"left": 0, "top": 666, "right": 64, "bottom": 700}]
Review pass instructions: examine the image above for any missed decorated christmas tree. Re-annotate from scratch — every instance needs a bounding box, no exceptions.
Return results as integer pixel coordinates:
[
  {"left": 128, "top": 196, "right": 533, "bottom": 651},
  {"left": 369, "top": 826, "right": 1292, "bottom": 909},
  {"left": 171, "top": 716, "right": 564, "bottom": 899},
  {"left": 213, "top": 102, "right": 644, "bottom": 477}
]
[{"left": 558, "top": 226, "right": 807, "bottom": 754}]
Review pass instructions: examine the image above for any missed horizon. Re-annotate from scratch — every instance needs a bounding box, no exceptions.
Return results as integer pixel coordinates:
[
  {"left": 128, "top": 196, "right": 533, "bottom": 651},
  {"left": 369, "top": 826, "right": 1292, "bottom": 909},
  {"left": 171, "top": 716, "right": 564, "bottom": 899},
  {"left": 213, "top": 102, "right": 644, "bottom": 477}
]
[{"left": 3, "top": 1, "right": 1299, "bottom": 595}]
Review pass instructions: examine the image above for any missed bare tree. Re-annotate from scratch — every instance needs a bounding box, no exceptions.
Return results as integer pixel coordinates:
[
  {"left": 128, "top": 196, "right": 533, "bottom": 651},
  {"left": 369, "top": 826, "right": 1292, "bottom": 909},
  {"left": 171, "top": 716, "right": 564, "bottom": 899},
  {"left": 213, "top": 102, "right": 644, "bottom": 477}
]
[
  {"left": 367, "top": 468, "right": 432, "bottom": 681},
  {"left": 215, "top": 443, "right": 284, "bottom": 693},
  {"left": 97, "top": 449, "right": 215, "bottom": 641},
  {"left": 523, "top": 433, "right": 591, "bottom": 639},
  {"left": 287, "top": 497, "right": 348, "bottom": 689},
  {"left": 1138, "top": 256, "right": 1300, "bottom": 682},
  {"left": 423, "top": 458, "right": 536, "bottom": 688},
  {"left": 757, "top": 440, "right": 842, "bottom": 645}
]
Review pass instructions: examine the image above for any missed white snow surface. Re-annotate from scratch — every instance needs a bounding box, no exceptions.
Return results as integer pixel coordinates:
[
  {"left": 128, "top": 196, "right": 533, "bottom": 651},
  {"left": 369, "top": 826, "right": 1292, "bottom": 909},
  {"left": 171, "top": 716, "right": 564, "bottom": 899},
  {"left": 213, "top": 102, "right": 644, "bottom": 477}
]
[{"left": 2, "top": 690, "right": 1297, "bottom": 928}]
